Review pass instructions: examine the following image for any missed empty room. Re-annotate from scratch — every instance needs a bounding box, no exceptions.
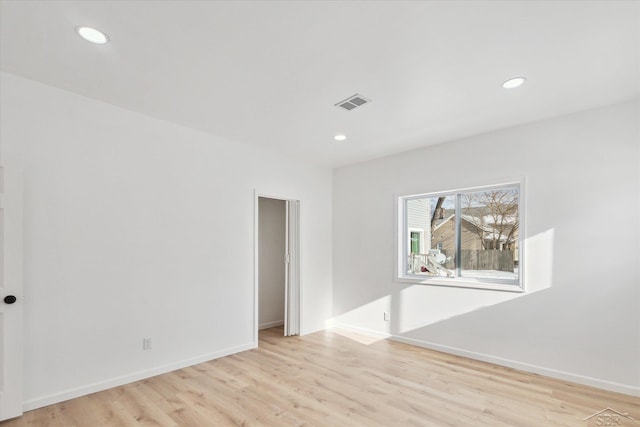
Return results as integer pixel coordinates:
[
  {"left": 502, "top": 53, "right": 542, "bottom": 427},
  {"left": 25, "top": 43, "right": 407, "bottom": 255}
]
[{"left": 0, "top": 1, "right": 639, "bottom": 426}]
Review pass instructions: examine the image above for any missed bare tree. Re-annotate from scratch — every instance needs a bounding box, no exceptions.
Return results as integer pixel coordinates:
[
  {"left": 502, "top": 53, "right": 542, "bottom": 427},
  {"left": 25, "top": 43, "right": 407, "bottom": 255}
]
[
  {"left": 430, "top": 196, "right": 446, "bottom": 231},
  {"left": 462, "top": 190, "right": 518, "bottom": 250}
]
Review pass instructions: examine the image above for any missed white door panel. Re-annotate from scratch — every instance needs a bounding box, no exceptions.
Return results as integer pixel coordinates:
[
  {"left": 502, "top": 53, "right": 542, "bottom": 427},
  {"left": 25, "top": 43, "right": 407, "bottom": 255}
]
[
  {"left": 284, "top": 200, "right": 300, "bottom": 337},
  {"left": 0, "top": 153, "right": 24, "bottom": 421}
]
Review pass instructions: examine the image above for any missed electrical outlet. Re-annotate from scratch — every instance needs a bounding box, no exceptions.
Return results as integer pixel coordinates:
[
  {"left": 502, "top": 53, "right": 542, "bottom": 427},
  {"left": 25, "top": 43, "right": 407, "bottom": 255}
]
[
  {"left": 143, "top": 337, "right": 152, "bottom": 350},
  {"left": 383, "top": 312, "right": 390, "bottom": 321}
]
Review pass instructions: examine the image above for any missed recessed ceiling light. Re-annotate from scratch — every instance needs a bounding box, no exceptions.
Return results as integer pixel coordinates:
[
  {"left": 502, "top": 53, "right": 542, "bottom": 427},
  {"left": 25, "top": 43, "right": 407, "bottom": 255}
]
[
  {"left": 75, "top": 26, "right": 109, "bottom": 44},
  {"left": 334, "top": 134, "right": 347, "bottom": 141},
  {"left": 502, "top": 77, "right": 526, "bottom": 89}
]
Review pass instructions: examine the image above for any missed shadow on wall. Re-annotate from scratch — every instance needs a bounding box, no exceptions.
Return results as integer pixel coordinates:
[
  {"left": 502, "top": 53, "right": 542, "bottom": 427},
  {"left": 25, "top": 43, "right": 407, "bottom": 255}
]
[
  {"left": 331, "top": 227, "right": 640, "bottom": 387},
  {"left": 332, "top": 228, "right": 556, "bottom": 332},
  {"left": 389, "top": 272, "right": 639, "bottom": 387}
]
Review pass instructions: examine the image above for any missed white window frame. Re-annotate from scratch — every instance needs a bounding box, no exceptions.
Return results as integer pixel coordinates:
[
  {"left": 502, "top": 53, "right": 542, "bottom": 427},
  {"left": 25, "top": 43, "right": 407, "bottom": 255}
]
[{"left": 396, "top": 181, "right": 524, "bottom": 292}]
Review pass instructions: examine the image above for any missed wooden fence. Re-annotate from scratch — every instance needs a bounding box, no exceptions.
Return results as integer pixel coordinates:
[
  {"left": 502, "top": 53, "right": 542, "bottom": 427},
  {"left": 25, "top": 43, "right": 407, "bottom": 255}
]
[{"left": 441, "top": 250, "right": 514, "bottom": 271}]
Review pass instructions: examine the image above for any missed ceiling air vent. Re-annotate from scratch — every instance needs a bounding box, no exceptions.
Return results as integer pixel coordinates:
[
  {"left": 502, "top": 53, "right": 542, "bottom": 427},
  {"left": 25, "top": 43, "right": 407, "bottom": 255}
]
[{"left": 335, "top": 94, "right": 371, "bottom": 111}]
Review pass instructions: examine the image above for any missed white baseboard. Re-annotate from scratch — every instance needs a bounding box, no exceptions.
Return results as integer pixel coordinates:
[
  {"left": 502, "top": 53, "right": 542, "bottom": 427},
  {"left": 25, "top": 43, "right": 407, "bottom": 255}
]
[
  {"left": 259, "top": 320, "right": 284, "bottom": 330},
  {"left": 330, "top": 323, "right": 639, "bottom": 397},
  {"left": 22, "top": 325, "right": 640, "bottom": 413},
  {"left": 390, "top": 335, "right": 640, "bottom": 397},
  {"left": 23, "top": 342, "right": 256, "bottom": 412}
]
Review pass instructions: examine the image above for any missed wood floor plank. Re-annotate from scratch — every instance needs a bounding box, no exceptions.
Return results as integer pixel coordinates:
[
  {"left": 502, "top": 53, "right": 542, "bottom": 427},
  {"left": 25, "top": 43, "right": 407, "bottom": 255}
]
[{"left": 3, "top": 327, "right": 638, "bottom": 426}]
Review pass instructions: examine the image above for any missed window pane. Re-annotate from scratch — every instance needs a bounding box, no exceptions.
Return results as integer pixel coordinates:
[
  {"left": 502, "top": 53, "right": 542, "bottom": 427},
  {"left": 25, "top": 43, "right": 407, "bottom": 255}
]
[
  {"left": 459, "top": 187, "right": 519, "bottom": 281},
  {"left": 406, "top": 195, "right": 455, "bottom": 277}
]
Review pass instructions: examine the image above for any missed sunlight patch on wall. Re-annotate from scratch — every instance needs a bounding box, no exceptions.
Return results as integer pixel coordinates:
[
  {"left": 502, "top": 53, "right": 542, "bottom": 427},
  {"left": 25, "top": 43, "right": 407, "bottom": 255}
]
[
  {"left": 329, "top": 229, "right": 555, "bottom": 337},
  {"left": 395, "top": 229, "right": 555, "bottom": 333},
  {"left": 524, "top": 228, "right": 555, "bottom": 293},
  {"left": 395, "top": 285, "right": 519, "bottom": 333},
  {"left": 328, "top": 295, "right": 392, "bottom": 338}
]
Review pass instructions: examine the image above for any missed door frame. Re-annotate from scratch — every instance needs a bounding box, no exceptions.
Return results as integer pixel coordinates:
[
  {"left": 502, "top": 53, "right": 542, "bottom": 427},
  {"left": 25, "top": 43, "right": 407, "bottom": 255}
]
[{"left": 253, "top": 190, "right": 302, "bottom": 344}]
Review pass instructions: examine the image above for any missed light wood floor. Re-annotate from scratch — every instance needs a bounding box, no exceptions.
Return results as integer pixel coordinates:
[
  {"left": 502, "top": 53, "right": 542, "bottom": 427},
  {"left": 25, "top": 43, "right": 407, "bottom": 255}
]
[{"left": 3, "top": 327, "right": 638, "bottom": 426}]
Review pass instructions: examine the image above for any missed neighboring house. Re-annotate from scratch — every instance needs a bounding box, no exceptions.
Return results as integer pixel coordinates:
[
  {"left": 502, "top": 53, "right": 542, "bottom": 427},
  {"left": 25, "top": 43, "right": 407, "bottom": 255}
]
[
  {"left": 406, "top": 198, "right": 431, "bottom": 255},
  {"left": 407, "top": 204, "right": 518, "bottom": 272},
  {"left": 432, "top": 214, "right": 482, "bottom": 253},
  {"left": 432, "top": 212, "right": 518, "bottom": 253}
]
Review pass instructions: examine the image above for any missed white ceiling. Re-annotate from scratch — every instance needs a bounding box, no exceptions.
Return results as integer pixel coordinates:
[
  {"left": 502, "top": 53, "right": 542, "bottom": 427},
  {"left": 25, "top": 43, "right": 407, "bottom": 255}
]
[{"left": 2, "top": 1, "right": 639, "bottom": 167}]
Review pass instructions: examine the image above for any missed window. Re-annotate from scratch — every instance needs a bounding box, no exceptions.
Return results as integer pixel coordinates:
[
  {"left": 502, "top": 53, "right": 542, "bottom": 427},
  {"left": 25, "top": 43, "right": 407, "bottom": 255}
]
[
  {"left": 398, "top": 183, "right": 523, "bottom": 291},
  {"left": 410, "top": 231, "right": 421, "bottom": 254}
]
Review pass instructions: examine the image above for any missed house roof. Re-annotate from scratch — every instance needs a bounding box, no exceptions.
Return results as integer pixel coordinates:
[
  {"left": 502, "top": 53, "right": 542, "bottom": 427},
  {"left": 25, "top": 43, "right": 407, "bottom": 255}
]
[
  {"left": 432, "top": 212, "right": 516, "bottom": 241},
  {"left": 433, "top": 214, "right": 455, "bottom": 232}
]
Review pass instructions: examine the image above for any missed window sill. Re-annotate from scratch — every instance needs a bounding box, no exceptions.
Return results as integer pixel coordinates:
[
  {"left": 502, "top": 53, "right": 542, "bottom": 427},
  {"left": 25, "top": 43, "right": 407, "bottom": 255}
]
[{"left": 396, "top": 275, "right": 524, "bottom": 292}]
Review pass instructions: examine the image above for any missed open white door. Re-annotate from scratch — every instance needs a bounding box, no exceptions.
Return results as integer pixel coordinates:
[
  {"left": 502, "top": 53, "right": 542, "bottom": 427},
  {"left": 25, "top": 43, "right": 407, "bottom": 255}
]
[
  {"left": 284, "top": 200, "right": 300, "bottom": 337},
  {"left": 255, "top": 192, "right": 300, "bottom": 342},
  {"left": 0, "top": 153, "right": 23, "bottom": 421}
]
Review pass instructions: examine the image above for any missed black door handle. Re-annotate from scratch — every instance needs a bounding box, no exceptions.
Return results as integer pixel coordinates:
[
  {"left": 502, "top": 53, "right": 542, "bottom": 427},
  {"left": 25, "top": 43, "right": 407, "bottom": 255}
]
[{"left": 4, "top": 295, "right": 16, "bottom": 304}]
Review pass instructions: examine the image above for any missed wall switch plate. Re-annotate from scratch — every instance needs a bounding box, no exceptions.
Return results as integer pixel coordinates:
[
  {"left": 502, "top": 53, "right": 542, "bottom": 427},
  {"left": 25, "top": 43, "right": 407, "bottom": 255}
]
[
  {"left": 383, "top": 312, "right": 390, "bottom": 321},
  {"left": 143, "top": 337, "right": 152, "bottom": 350}
]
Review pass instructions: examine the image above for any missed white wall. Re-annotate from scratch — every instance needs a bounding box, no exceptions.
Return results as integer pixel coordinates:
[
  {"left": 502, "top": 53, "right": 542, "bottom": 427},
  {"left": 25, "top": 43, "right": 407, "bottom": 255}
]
[
  {"left": 332, "top": 101, "right": 640, "bottom": 395},
  {"left": 2, "top": 67, "right": 637, "bottom": 410},
  {"left": 0, "top": 71, "right": 332, "bottom": 409},
  {"left": 258, "top": 197, "right": 285, "bottom": 329}
]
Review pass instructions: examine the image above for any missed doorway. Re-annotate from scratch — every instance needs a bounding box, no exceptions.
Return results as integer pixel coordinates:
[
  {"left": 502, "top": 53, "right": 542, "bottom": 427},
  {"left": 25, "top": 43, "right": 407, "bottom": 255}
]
[{"left": 255, "top": 194, "right": 300, "bottom": 342}]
